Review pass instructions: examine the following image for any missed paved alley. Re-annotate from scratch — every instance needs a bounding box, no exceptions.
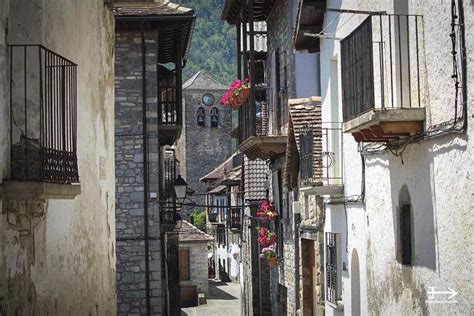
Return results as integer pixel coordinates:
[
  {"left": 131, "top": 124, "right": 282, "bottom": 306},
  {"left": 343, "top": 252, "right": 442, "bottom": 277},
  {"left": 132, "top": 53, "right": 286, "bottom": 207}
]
[{"left": 181, "top": 280, "right": 241, "bottom": 316}]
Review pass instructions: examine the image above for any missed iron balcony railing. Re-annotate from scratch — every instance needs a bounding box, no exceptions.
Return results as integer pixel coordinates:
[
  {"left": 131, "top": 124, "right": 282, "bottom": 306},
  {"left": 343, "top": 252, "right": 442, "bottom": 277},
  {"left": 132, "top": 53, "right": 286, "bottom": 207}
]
[
  {"left": 162, "top": 149, "right": 177, "bottom": 199},
  {"left": 228, "top": 208, "right": 241, "bottom": 230},
  {"left": 341, "top": 14, "right": 425, "bottom": 121},
  {"left": 9, "top": 45, "right": 78, "bottom": 183},
  {"left": 299, "top": 123, "right": 343, "bottom": 187},
  {"left": 160, "top": 149, "right": 177, "bottom": 225}
]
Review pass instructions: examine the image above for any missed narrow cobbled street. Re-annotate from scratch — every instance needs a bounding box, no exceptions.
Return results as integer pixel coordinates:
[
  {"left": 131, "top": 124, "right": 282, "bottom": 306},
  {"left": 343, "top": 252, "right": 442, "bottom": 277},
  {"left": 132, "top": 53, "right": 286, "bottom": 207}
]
[{"left": 182, "top": 280, "right": 241, "bottom": 316}]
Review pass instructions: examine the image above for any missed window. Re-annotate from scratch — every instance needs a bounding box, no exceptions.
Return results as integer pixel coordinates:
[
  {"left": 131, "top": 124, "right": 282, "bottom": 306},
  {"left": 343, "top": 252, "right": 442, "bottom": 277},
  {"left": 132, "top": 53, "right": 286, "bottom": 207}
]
[
  {"left": 216, "top": 224, "right": 226, "bottom": 245},
  {"left": 326, "top": 232, "right": 341, "bottom": 304},
  {"left": 210, "top": 107, "right": 219, "bottom": 128},
  {"left": 197, "top": 106, "right": 205, "bottom": 126},
  {"left": 179, "top": 249, "right": 190, "bottom": 281},
  {"left": 400, "top": 204, "right": 412, "bottom": 265}
]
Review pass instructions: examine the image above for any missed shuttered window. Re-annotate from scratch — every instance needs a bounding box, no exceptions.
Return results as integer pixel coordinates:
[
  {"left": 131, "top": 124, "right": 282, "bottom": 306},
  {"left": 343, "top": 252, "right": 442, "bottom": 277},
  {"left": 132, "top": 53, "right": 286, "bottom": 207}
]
[{"left": 179, "top": 249, "right": 190, "bottom": 281}]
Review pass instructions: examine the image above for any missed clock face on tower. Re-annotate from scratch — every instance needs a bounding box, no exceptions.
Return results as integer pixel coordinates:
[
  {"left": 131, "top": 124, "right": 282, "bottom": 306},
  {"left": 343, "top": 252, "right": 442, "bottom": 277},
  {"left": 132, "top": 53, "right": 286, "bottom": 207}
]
[{"left": 202, "top": 93, "right": 215, "bottom": 107}]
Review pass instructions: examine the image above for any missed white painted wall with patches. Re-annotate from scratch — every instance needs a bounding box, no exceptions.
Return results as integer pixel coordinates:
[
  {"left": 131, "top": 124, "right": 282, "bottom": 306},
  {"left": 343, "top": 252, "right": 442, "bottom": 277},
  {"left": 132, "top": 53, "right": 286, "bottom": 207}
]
[
  {"left": 320, "top": 0, "right": 473, "bottom": 315},
  {"left": 0, "top": 0, "right": 116, "bottom": 314}
]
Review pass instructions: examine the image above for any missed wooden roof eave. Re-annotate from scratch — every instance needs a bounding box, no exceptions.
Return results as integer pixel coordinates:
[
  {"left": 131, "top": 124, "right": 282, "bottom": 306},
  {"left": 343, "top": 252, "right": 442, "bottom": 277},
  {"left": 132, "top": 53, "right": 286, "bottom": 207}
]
[
  {"left": 115, "top": 15, "right": 196, "bottom": 64},
  {"left": 221, "top": 0, "right": 275, "bottom": 25}
]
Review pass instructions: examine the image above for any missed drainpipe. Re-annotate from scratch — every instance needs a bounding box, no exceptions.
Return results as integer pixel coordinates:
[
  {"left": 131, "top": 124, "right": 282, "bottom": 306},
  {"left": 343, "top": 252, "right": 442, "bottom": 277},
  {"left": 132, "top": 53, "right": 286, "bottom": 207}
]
[{"left": 141, "top": 26, "right": 151, "bottom": 316}]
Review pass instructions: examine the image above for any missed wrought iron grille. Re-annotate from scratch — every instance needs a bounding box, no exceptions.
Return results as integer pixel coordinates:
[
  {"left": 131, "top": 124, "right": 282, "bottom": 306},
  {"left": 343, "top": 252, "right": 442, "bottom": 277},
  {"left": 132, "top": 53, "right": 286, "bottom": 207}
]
[
  {"left": 341, "top": 14, "right": 424, "bottom": 121},
  {"left": 299, "top": 123, "right": 343, "bottom": 186},
  {"left": 326, "top": 232, "right": 339, "bottom": 304},
  {"left": 228, "top": 208, "right": 241, "bottom": 230},
  {"left": 9, "top": 45, "right": 78, "bottom": 183}
]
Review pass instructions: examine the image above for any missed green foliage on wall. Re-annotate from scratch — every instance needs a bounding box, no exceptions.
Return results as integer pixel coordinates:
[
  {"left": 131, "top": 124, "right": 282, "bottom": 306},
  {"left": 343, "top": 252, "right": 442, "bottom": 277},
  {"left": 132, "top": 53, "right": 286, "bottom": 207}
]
[
  {"left": 178, "top": 0, "right": 237, "bottom": 85},
  {"left": 191, "top": 210, "right": 207, "bottom": 232}
]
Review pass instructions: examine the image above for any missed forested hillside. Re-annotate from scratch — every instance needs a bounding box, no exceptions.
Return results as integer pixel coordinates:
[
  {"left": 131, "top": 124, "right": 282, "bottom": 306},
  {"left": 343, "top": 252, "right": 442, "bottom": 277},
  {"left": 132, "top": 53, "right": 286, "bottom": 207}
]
[{"left": 178, "top": 0, "right": 236, "bottom": 85}]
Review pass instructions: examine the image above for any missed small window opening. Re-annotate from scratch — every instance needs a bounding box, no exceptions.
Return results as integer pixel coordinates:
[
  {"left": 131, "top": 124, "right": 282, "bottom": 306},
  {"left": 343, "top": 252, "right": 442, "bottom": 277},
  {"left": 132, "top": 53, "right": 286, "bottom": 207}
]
[
  {"left": 197, "top": 106, "right": 205, "bottom": 126},
  {"left": 210, "top": 107, "right": 219, "bottom": 128},
  {"left": 400, "top": 204, "right": 412, "bottom": 265}
]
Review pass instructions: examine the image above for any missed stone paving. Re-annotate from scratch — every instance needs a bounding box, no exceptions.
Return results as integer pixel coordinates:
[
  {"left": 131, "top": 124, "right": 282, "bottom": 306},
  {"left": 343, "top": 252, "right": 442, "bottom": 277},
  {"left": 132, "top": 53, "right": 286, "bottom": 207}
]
[{"left": 181, "top": 280, "right": 241, "bottom": 316}]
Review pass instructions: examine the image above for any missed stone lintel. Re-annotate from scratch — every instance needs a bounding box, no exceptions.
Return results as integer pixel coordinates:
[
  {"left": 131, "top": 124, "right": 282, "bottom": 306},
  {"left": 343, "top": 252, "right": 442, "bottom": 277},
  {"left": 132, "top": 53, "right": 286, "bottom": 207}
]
[{"left": 0, "top": 181, "right": 81, "bottom": 200}]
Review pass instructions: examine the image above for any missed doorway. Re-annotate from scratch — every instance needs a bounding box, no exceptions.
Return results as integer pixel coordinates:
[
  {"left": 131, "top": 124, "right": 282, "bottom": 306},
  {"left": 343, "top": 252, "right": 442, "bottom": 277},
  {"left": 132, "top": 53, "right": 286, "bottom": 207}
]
[{"left": 302, "top": 239, "right": 318, "bottom": 315}]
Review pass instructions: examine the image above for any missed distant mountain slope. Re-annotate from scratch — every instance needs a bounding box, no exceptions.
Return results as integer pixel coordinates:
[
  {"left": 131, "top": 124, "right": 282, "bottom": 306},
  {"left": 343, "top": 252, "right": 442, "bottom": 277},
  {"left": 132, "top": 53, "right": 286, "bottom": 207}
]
[{"left": 178, "top": 0, "right": 236, "bottom": 85}]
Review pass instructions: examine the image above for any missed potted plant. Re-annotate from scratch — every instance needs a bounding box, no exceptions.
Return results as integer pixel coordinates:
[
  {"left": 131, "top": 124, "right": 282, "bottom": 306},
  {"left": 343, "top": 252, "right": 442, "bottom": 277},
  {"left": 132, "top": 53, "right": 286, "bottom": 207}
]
[
  {"left": 260, "top": 245, "right": 278, "bottom": 267},
  {"left": 257, "top": 198, "right": 277, "bottom": 221},
  {"left": 257, "top": 227, "right": 277, "bottom": 247}
]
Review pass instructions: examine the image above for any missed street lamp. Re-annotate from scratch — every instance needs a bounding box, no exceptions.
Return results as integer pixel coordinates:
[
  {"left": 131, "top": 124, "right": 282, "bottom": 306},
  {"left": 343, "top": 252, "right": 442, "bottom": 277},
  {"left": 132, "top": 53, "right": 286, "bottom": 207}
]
[{"left": 173, "top": 175, "right": 188, "bottom": 204}]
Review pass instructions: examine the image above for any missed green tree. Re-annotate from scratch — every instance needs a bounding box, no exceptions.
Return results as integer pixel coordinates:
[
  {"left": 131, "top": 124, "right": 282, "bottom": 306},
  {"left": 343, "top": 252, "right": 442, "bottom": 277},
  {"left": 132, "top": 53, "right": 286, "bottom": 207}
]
[
  {"left": 191, "top": 210, "right": 207, "bottom": 232},
  {"left": 177, "top": 0, "right": 237, "bottom": 84}
]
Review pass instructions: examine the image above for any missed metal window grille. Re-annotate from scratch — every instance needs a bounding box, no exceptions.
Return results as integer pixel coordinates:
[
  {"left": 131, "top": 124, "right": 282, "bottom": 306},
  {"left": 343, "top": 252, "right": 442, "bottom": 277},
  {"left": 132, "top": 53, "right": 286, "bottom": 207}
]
[
  {"left": 228, "top": 208, "right": 241, "bottom": 230},
  {"left": 299, "top": 124, "right": 343, "bottom": 186},
  {"left": 326, "top": 232, "right": 339, "bottom": 304},
  {"left": 9, "top": 45, "right": 78, "bottom": 183}
]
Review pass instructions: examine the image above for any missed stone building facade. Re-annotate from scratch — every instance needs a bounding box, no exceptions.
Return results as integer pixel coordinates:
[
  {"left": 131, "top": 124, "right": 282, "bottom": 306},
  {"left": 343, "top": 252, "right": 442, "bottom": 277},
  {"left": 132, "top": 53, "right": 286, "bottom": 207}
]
[
  {"left": 176, "top": 71, "right": 232, "bottom": 214},
  {"left": 114, "top": 31, "right": 164, "bottom": 315},
  {"left": 0, "top": 0, "right": 117, "bottom": 314},
  {"left": 113, "top": 2, "right": 195, "bottom": 315}
]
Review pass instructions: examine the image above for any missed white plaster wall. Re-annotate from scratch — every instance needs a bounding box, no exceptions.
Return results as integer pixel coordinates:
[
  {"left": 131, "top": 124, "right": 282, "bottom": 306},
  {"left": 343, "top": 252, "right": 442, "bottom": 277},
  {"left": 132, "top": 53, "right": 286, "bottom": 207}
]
[
  {"left": 1, "top": 0, "right": 116, "bottom": 314},
  {"left": 320, "top": 0, "right": 474, "bottom": 314}
]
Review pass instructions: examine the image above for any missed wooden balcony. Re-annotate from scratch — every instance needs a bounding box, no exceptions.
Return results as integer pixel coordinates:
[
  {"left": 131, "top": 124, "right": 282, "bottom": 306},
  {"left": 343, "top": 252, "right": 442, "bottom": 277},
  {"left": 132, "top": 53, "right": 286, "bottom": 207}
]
[{"left": 341, "top": 14, "right": 426, "bottom": 142}]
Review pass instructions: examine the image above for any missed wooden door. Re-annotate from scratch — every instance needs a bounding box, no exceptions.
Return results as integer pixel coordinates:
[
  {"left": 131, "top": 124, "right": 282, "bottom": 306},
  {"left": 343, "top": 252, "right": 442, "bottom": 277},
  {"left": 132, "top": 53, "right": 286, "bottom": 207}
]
[{"left": 302, "top": 239, "right": 316, "bottom": 316}]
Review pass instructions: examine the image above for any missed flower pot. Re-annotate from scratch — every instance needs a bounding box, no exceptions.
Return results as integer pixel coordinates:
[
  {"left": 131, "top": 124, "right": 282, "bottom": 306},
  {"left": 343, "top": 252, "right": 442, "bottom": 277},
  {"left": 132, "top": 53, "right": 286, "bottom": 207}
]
[{"left": 267, "top": 256, "right": 278, "bottom": 267}]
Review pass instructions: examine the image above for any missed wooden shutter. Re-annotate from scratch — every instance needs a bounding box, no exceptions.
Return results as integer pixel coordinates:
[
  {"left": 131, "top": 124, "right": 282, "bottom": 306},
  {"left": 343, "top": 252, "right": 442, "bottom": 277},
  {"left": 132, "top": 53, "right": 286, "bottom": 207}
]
[
  {"left": 400, "top": 205, "right": 412, "bottom": 265},
  {"left": 179, "top": 249, "right": 190, "bottom": 281}
]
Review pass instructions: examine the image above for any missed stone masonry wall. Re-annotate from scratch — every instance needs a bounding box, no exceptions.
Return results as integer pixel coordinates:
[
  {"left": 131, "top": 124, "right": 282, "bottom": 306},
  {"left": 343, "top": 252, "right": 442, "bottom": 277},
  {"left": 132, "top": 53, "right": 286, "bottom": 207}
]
[
  {"left": 115, "top": 32, "right": 163, "bottom": 316},
  {"left": 266, "top": 0, "right": 299, "bottom": 314},
  {"left": 179, "top": 242, "right": 209, "bottom": 295},
  {"left": 181, "top": 80, "right": 232, "bottom": 212}
]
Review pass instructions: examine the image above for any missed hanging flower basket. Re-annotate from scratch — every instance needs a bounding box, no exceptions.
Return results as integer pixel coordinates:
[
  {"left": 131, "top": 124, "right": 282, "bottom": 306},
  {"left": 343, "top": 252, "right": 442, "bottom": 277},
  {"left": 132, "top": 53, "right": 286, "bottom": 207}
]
[
  {"left": 260, "top": 245, "right": 278, "bottom": 267},
  {"left": 220, "top": 79, "right": 250, "bottom": 110},
  {"left": 257, "top": 199, "right": 277, "bottom": 221},
  {"left": 267, "top": 255, "right": 278, "bottom": 267},
  {"left": 257, "top": 227, "right": 277, "bottom": 247}
]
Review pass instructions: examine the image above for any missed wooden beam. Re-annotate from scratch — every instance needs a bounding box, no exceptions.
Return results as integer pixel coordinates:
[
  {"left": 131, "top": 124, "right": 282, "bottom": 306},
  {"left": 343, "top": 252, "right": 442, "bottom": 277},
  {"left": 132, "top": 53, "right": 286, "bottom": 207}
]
[{"left": 380, "top": 121, "right": 423, "bottom": 135}]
